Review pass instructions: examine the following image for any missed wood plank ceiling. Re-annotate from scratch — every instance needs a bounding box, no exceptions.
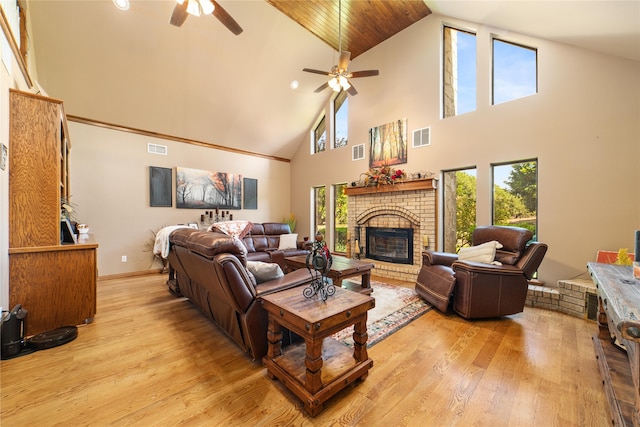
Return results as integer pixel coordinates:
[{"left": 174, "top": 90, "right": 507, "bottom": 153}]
[{"left": 265, "top": 0, "right": 432, "bottom": 59}]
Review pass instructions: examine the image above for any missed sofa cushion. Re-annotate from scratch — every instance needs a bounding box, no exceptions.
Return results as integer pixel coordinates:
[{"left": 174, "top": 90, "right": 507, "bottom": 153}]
[
  {"left": 278, "top": 233, "right": 298, "bottom": 250},
  {"left": 495, "top": 250, "right": 519, "bottom": 266},
  {"left": 242, "top": 235, "right": 256, "bottom": 253},
  {"left": 246, "top": 261, "right": 284, "bottom": 283},
  {"left": 263, "top": 222, "right": 291, "bottom": 235},
  {"left": 458, "top": 241, "right": 503, "bottom": 264}
]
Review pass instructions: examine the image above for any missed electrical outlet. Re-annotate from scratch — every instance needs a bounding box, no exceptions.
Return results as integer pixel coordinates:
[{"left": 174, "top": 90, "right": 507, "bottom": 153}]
[{"left": 121, "top": 255, "right": 127, "bottom": 262}]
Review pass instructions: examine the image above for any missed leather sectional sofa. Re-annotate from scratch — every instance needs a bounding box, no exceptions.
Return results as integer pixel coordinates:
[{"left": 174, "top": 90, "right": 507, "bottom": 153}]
[
  {"left": 166, "top": 227, "right": 313, "bottom": 360},
  {"left": 241, "top": 222, "right": 310, "bottom": 267}
]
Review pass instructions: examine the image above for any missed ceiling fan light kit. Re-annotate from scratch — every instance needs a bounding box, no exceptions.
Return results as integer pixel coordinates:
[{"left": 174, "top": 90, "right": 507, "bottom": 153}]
[
  {"left": 328, "top": 75, "right": 350, "bottom": 92},
  {"left": 302, "top": 0, "right": 379, "bottom": 96},
  {"left": 177, "top": 0, "right": 214, "bottom": 17},
  {"left": 170, "top": 0, "right": 243, "bottom": 35},
  {"left": 112, "top": 0, "right": 130, "bottom": 11}
]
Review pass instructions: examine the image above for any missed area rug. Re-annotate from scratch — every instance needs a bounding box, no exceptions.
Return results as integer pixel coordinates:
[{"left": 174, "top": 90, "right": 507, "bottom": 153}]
[{"left": 332, "top": 280, "right": 433, "bottom": 348}]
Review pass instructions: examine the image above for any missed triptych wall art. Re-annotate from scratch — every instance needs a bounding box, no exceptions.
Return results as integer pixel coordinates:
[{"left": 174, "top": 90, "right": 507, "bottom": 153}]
[
  {"left": 149, "top": 166, "right": 257, "bottom": 210},
  {"left": 149, "top": 166, "right": 172, "bottom": 207}
]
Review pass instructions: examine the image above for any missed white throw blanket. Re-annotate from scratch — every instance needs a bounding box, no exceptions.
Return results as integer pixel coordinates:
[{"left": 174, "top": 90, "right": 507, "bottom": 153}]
[{"left": 153, "top": 225, "right": 191, "bottom": 259}]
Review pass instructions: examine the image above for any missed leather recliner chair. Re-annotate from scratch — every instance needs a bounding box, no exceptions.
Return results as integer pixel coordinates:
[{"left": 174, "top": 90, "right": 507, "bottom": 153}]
[{"left": 415, "top": 225, "right": 548, "bottom": 319}]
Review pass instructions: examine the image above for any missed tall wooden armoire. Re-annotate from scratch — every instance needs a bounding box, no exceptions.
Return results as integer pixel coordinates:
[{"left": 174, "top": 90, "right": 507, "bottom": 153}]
[{"left": 8, "top": 89, "right": 98, "bottom": 336}]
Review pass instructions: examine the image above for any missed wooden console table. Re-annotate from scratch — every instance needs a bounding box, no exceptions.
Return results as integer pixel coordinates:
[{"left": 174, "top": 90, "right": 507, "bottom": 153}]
[
  {"left": 261, "top": 286, "right": 375, "bottom": 416},
  {"left": 588, "top": 262, "right": 640, "bottom": 427}
]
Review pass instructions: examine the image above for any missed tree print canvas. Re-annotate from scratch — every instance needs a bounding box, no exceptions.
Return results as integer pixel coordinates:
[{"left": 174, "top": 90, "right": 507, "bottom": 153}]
[
  {"left": 369, "top": 119, "right": 408, "bottom": 168},
  {"left": 176, "top": 167, "right": 242, "bottom": 209}
]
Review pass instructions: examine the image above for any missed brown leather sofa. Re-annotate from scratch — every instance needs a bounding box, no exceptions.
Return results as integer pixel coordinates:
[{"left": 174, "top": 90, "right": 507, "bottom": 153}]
[
  {"left": 242, "top": 222, "right": 310, "bottom": 268},
  {"left": 415, "top": 225, "right": 548, "bottom": 319},
  {"left": 166, "top": 228, "right": 313, "bottom": 360}
]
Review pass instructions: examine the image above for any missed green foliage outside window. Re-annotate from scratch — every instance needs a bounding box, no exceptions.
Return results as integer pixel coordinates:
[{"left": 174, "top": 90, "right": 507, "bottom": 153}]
[
  {"left": 314, "top": 186, "right": 326, "bottom": 233},
  {"left": 455, "top": 171, "right": 477, "bottom": 249},
  {"left": 494, "top": 160, "right": 537, "bottom": 237},
  {"left": 333, "top": 183, "right": 348, "bottom": 253},
  {"left": 453, "top": 160, "right": 538, "bottom": 251}
]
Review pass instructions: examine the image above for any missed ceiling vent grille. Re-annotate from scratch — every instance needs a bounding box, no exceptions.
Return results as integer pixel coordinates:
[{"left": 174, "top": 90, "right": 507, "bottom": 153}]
[
  {"left": 148, "top": 143, "right": 168, "bottom": 155},
  {"left": 412, "top": 127, "right": 431, "bottom": 148},
  {"left": 352, "top": 144, "right": 365, "bottom": 161}
]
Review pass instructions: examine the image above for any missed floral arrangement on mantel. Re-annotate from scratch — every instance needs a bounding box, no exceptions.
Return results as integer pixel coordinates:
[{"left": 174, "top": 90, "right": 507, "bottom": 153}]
[{"left": 351, "top": 165, "right": 433, "bottom": 188}]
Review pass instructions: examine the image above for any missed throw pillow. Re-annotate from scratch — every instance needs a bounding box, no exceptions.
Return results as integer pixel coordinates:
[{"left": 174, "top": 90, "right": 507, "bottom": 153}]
[
  {"left": 208, "top": 220, "right": 252, "bottom": 238},
  {"left": 458, "top": 240, "right": 503, "bottom": 264},
  {"left": 278, "top": 233, "right": 298, "bottom": 250},
  {"left": 246, "top": 261, "right": 284, "bottom": 284}
]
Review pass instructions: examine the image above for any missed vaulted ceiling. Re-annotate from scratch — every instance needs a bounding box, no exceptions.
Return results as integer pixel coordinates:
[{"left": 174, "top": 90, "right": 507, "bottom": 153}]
[
  {"left": 266, "top": 0, "right": 432, "bottom": 59},
  {"left": 24, "top": 1, "right": 640, "bottom": 160}
]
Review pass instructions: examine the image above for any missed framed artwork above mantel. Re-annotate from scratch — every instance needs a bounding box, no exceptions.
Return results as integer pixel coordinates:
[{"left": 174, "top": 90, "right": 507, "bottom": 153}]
[{"left": 369, "top": 119, "right": 408, "bottom": 168}]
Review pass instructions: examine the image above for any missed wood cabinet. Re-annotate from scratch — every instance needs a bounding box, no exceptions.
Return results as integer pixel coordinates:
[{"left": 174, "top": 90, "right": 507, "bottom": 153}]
[
  {"left": 588, "top": 262, "right": 640, "bottom": 427},
  {"left": 8, "top": 90, "right": 97, "bottom": 336}
]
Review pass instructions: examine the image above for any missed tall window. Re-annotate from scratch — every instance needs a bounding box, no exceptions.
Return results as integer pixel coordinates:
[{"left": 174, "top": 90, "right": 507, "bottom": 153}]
[
  {"left": 492, "top": 160, "right": 538, "bottom": 239},
  {"left": 333, "top": 183, "right": 347, "bottom": 253},
  {"left": 313, "top": 116, "right": 326, "bottom": 153},
  {"left": 443, "top": 26, "right": 476, "bottom": 118},
  {"left": 334, "top": 91, "right": 348, "bottom": 148},
  {"left": 443, "top": 168, "right": 477, "bottom": 252},
  {"left": 492, "top": 39, "right": 537, "bottom": 105},
  {"left": 313, "top": 186, "right": 326, "bottom": 237}
]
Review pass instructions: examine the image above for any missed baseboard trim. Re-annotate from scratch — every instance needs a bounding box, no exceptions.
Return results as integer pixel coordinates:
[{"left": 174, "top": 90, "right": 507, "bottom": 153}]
[{"left": 98, "top": 269, "right": 164, "bottom": 281}]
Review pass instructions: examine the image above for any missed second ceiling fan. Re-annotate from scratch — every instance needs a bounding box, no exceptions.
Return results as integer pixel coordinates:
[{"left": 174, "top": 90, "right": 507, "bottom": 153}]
[
  {"left": 302, "top": 0, "right": 379, "bottom": 96},
  {"left": 169, "top": 0, "right": 243, "bottom": 35}
]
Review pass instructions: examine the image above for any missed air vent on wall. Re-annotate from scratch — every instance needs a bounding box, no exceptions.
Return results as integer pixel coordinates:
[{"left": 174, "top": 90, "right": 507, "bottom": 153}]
[
  {"left": 412, "top": 127, "right": 431, "bottom": 148},
  {"left": 352, "top": 144, "right": 365, "bottom": 161},
  {"left": 147, "top": 143, "right": 168, "bottom": 155}
]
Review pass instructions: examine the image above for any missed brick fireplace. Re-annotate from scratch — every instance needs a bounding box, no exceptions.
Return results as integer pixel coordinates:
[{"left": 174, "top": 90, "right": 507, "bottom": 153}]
[{"left": 346, "top": 178, "right": 437, "bottom": 282}]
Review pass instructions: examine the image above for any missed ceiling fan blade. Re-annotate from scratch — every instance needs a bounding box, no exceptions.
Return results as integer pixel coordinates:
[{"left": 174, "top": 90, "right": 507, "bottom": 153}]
[
  {"left": 347, "top": 82, "right": 358, "bottom": 96},
  {"left": 338, "top": 51, "right": 351, "bottom": 71},
  {"left": 314, "top": 82, "right": 330, "bottom": 93},
  {"left": 303, "top": 68, "right": 331, "bottom": 76},
  {"left": 350, "top": 70, "right": 380, "bottom": 78},
  {"left": 212, "top": 0, "right": 243, "bottom": 35},
  {"left": 169, "top": 2, "right": 189, "bottom": 27}
]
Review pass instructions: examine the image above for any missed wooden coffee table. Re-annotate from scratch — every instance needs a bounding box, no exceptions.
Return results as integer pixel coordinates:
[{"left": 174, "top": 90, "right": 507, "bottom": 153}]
[
  {"left": 261, "top": 286, "right": 375, "bottom": 416},
  {"left": 286, "top": 254, "right": 374, "bottom": 294}
]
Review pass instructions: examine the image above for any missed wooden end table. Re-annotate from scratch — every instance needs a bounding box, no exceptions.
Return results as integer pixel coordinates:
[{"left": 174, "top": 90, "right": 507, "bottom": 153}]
[
  {"left": 261, "top": 286, "right": 375, "bottom": 416},
  {"left": 285, "top": 254, "right": 374, "bottom": 295}
]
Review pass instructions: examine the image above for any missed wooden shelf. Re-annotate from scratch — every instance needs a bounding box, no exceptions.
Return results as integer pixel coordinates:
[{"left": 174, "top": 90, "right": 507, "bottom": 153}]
[
  {"left": 344, "top": 178, "right": 436, "bottom": 196},
  {"left": 9, "top": 90, "right": 97, "bottom": 336},
  {"left": 592, "top": 335, "right": 636, "bottom": 427}
]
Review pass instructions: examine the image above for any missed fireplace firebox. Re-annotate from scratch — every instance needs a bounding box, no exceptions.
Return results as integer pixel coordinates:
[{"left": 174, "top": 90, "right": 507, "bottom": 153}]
[{"left": 366, "top": 227, "right": 413, "bottom": 264}]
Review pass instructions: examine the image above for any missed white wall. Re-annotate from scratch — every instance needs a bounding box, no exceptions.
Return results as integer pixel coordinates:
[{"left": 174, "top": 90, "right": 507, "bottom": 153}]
[
  {"left": 290, "top": 15, "right": 640, "bottom": 286},
  {"left": 69, "top": 122, "right": 292, "bottom": 276},
  {"left": 0, "top": 7, "right": 38, "bottom": 310},
  {"left": 0, "top": 57, "right": 10, "bottom": 311}
]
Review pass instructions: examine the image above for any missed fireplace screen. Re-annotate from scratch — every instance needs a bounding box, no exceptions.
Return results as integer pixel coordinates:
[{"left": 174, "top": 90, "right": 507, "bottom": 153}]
[{"left": 366, "top": 227, "right": 413, "bottom": 264}]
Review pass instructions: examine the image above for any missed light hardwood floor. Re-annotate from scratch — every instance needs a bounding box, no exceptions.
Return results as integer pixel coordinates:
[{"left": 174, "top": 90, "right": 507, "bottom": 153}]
[{"left": 1, "top": 273, "right": 610, "bottom": 426}]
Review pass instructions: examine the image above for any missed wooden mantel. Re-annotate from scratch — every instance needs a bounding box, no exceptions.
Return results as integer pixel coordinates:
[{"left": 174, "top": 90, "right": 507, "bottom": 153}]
[{"left": 345, "top": 178, "right": 437, "bottom": 196}]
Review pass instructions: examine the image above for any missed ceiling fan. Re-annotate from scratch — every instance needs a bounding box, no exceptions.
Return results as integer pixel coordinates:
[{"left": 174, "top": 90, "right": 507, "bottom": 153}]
[
  {"left": 169, "top": 0, "right": 243, "bottom": 35},
  {"left": 302, "top": 0, "right": 379, "bottom": 96}
]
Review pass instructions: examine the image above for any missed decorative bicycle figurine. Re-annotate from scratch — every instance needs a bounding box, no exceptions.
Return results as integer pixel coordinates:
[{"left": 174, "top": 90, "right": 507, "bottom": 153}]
[{"left": 303, "top": 232, "right": 335, "bottom": 301}]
